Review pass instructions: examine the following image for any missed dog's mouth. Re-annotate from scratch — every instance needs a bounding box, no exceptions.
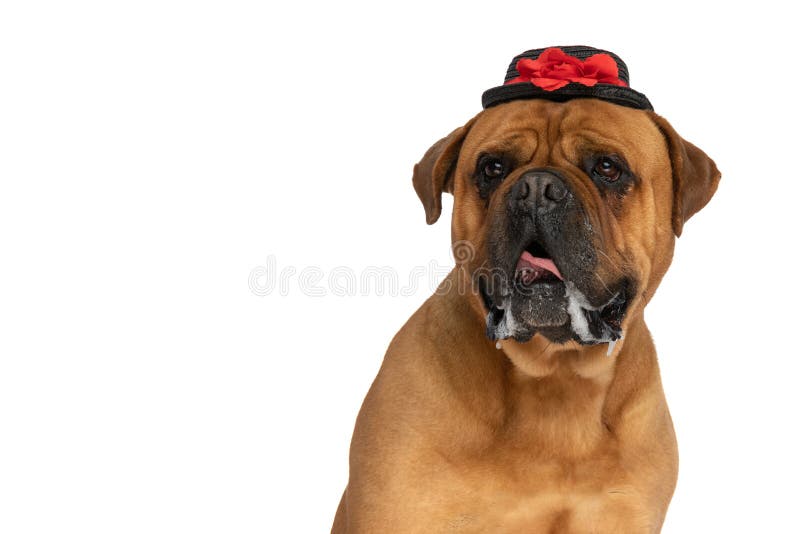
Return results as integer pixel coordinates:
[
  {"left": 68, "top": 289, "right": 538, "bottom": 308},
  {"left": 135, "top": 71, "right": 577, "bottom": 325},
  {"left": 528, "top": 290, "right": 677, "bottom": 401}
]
[
  {"left": 479, "top": 239, "right": 630, "bottom": 348},
  {"left": 514, "top": 240, "right": 563, "bottom": 285}
]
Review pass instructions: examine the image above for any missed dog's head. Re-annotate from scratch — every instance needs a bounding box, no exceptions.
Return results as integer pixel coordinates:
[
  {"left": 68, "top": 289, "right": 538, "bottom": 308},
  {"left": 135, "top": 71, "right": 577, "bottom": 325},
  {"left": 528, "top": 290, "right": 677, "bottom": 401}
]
[{"left": 413, "top": 98, "right": 719, "bottom": 348}]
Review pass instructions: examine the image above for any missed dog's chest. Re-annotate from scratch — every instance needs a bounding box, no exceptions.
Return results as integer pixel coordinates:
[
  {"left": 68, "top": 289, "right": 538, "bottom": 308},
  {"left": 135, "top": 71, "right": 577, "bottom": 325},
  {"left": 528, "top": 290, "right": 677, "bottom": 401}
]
[
  {"left": 441, "top": 496, "right": 653, "bottom": 533},
  {"left": 424, "top": 457, "right": 655, "bottom": 533}
]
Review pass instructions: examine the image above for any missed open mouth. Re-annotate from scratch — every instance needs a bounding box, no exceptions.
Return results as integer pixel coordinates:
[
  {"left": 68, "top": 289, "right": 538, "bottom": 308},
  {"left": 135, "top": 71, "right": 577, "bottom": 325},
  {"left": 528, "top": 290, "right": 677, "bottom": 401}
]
[
  {"left": 479, "top": 238, "right": 631, "bottom": 348},
  {"left": 514, "top": 240, "right": 563, "bottom": 287}
]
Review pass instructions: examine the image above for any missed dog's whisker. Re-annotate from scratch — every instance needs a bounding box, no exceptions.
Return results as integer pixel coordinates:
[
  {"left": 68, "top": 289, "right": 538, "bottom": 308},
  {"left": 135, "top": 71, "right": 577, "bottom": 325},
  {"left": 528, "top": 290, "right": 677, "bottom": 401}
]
[
  {"left": 597, "top": 249, "right": 626, "bottom": 277},
  {"left": 594, "top": 272, "right": 614, "bottom": 297}
]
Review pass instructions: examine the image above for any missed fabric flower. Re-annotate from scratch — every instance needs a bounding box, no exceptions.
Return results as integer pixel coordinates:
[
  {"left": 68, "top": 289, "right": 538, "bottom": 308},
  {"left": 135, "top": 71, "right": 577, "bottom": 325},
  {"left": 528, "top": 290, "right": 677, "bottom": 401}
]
[{"left": 507, "top": 47, "right": 627, "bottom": 91}]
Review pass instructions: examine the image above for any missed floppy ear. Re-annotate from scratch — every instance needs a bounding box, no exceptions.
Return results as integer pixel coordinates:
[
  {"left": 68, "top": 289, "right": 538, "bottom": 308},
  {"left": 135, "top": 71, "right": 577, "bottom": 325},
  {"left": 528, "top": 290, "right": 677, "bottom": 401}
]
[
  {"left": 650, "top": 113, "right": 721, "bottom": 237},
  {"left": 412, "top": 118, "right": 475, "bottom": 224}
]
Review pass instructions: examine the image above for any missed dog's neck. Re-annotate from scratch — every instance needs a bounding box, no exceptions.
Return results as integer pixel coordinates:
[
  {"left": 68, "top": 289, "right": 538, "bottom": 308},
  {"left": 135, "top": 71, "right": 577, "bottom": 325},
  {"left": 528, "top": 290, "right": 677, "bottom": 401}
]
[{"left": 430, "top": 268, "right": 660, "bottom": 456}]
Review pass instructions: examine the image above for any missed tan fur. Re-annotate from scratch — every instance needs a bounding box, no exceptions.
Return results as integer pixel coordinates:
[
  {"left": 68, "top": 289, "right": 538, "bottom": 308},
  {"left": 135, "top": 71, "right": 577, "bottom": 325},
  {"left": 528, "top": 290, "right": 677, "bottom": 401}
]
[{"left": 332, "top": 99, "right": 719, "bottom": 533}]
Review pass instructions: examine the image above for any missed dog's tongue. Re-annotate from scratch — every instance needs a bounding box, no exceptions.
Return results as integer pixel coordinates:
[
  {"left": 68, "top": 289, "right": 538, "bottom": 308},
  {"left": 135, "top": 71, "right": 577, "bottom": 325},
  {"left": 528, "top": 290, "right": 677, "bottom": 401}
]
[{"left": 516, "top": 251, "right": 563, "bottom": 280}]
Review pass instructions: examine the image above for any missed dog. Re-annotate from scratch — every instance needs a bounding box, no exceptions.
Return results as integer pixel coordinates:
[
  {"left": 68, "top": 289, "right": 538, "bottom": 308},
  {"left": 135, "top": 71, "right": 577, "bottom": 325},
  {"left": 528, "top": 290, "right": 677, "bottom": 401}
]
[{"left": 332, "top": 46, "right": 720, "bottom": 533}]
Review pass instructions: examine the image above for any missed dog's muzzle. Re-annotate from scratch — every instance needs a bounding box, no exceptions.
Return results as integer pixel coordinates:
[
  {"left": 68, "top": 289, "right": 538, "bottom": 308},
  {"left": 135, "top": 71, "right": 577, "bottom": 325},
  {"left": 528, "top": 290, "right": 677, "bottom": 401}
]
[{"left": 479, "top": 169, "right": 630, "bottom": 348}]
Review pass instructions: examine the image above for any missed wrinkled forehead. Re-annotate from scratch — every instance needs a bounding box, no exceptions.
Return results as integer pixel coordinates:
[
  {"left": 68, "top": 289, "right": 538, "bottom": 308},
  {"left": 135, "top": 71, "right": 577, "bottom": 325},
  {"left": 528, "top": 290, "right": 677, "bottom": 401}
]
[{"left": 460, "top": 99, "right": 664, "bottom": 167}]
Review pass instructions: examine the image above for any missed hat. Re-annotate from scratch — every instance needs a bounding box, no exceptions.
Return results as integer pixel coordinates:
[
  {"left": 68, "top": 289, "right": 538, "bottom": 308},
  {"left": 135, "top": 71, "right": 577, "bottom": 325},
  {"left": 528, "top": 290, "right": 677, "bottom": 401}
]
[{"left": 481, "top": 45, "right": 653, "bottom": 111}]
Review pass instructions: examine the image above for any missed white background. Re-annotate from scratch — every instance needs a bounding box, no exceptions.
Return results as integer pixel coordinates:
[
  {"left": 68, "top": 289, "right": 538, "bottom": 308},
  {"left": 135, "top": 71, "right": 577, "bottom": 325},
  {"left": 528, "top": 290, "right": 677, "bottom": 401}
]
[{"left": 1, "top": 1, "right": 798, "bottom": 532}]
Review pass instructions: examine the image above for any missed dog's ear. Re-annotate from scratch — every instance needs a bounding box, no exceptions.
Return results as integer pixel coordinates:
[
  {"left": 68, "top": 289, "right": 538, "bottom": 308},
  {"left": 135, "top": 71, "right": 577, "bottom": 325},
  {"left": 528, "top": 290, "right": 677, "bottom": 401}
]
[
  {"left": 412, "top": 118, "right": 475, "bottom": 225},
  {"left": 650, "top": 113, "right": 721, "bottom": 237}
]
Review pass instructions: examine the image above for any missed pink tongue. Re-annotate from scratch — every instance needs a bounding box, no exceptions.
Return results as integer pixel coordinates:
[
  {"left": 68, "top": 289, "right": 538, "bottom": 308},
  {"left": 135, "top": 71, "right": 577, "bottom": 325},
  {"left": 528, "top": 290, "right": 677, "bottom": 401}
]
[{"left": 516, "top": 251, "right": 563, "bottom": 280}]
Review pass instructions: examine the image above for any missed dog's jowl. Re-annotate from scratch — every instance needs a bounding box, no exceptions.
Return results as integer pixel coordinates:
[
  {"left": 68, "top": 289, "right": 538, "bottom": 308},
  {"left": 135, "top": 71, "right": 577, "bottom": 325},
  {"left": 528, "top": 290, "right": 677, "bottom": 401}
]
[{"left": 332, "top": 46, "right": 720, "bottom": 534}]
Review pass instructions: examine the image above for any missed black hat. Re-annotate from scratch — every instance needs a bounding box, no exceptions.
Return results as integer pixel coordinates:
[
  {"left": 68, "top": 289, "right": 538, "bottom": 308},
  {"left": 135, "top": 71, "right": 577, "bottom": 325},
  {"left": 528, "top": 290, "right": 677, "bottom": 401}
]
[{"left": 481, "top": 45, "right": 653, "bottom": 111}]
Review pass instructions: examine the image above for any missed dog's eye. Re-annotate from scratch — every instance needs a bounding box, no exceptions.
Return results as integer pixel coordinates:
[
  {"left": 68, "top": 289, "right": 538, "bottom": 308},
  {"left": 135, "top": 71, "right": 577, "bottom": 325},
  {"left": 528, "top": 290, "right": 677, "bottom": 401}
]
[
  {"left": 593, "top": 157, "right": 622, "bottom": 182},
  {"left": 475, "top": 158, "right": 511, "bottom": 198},
  {"left": 474, "top": 155, "right": 511, "bottom": 199},
  {"left": 483, "top": 160, "right": 506, "bottom": 179}
]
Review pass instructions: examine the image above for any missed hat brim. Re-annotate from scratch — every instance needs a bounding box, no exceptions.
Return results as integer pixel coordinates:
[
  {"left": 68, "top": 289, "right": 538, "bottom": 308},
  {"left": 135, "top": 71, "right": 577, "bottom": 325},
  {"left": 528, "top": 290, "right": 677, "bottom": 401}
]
[{"left": 482, "top": 82, "right": 653, "bottom": 111}]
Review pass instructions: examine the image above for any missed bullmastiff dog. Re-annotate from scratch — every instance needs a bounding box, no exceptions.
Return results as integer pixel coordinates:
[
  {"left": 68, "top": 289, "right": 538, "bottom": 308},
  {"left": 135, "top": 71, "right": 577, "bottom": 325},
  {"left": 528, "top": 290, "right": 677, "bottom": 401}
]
[{"left": 332, "top": 46, "right": 720, "bottom": 533}]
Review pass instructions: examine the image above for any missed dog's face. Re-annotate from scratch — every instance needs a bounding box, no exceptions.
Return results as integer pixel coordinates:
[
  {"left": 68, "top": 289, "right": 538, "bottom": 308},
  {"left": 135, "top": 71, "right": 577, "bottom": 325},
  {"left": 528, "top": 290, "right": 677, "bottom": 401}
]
[{"left": 414, "top": 99, "right": 719, "bottom": 346}]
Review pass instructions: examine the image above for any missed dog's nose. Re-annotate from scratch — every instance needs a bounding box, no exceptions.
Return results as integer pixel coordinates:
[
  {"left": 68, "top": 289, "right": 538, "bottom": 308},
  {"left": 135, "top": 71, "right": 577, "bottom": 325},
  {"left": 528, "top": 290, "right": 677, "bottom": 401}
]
[{"left": 510, "top": 170, "right": 570, "bottom": 213}]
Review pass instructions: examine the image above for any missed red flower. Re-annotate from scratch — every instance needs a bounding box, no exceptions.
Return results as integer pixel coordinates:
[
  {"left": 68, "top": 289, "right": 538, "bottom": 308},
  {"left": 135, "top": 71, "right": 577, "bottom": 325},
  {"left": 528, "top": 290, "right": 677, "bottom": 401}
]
[{"left": 506, "top": 47, "right": 627, "bottom": 91}]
